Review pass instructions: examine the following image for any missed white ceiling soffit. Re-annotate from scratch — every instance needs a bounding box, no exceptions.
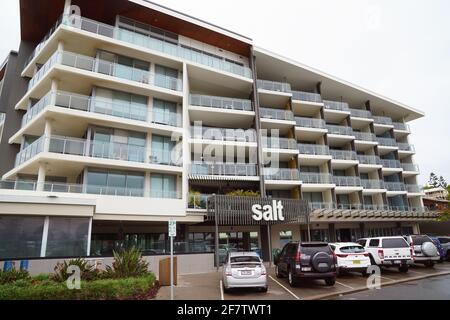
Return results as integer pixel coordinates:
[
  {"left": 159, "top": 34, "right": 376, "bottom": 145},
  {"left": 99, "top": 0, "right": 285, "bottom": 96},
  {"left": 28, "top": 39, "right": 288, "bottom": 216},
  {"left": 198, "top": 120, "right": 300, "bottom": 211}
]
[{"left": 254, "top": 46, "right": 424, "bottom": 122}]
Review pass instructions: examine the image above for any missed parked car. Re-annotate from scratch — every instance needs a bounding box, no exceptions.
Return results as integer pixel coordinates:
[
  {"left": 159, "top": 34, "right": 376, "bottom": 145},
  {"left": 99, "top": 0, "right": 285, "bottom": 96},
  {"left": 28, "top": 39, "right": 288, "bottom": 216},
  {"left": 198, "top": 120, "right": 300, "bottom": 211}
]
[
  {"left": 329, "top": 243, "right": 371, "bottom": 276},
  {"left": 437, "top": 236, "right": 450, "bottom": 261},
  {"left": 274, "top": 242, "right": 337, "bottom": 287},
  {"left": 402, "top": 235, "right": 440, "bottom": 267},
  {"left": 222, "top": 252, "right": 267, "bottom": 293},
  {"left": 357, "top": 237, "right": 412, "bottom": 272},
  {"left": 430, "top": 237, "right": 445, "bottom": 262}
]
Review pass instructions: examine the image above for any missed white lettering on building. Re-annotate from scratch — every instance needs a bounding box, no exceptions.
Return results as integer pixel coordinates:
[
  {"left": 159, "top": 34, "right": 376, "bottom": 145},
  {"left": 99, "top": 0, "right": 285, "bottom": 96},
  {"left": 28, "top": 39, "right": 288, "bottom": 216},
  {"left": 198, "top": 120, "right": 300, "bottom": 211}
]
[{"left": 252, "top": 200, "right": 285, "bottom": 222}]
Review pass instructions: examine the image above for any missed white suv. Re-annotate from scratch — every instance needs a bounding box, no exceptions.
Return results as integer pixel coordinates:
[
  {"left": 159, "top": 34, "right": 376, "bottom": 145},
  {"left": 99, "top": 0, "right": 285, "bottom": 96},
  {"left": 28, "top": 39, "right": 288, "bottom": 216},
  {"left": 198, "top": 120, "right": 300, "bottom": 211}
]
[
  {"left": 403, "top": 235, "right": 440, "bottom": 267},
  {"left": 357, "top": 236, "right": 412, "bottom": 273}
]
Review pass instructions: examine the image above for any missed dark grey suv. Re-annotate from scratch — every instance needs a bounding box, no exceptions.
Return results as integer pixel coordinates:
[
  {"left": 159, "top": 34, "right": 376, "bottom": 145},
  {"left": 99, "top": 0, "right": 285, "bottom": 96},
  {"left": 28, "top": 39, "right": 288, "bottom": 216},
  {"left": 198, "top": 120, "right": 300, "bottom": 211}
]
[{"left": 274, "top": 242, "right": 337, "bottom": 287}]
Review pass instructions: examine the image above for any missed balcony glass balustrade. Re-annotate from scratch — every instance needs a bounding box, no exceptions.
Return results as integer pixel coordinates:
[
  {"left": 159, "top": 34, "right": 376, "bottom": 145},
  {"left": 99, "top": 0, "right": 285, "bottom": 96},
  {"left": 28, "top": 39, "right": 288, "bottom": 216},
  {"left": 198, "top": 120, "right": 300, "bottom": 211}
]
[
  {"left": 361, "top": 179, "right": 385, "bottom": 189},
  {"left": 406, "top": 184, "right": 421, "bottom": 193},
  {"left": 376, "top": 137, "right": 397, "bottom": 147},
  {"left": 350, "top": 108, "right": 372, "bottom": 118},
  {"left": 401, "top": 163, "right": 419, "bottom": 172},
  {"left": 262, "top": 137, "right": 298, "bottom": 150},
  {"left": 299, "top": 173, "right": 333, "bottom": 184},
  {"left": 381, "top": 159, "right": 402, "bottom": 168},
  {"left": 326, "top": 124, "right": 354, "bottom": 136},
  {"left": 291, "top": 91, "right": 322, "bottom": 103},
  {"left": 393, "top": 122, "right": 410, "bottom": 132},
  {"left": 357, "top": 155, "right": 381, "bottom": 165},
  {"left": 190, "top": 126, "right": 257, "bottom": 143},
  {"left": 190, "top": 94, "right": 252, "bottom": 112},
  {"left": 309, "top": 202, "right": 335, "bottom": 210},
  {"left": 256, "top": 80, "right": 291, "bottom": 93},
  {"left": 397, "top": 143, "right": 415, "bottom": 152},
  {"left": 323, "top": 100, "right": 350, "bottom": 112},
  {"left": 188, "top": 193, "right": 210, "bottom": 209},
  {"left": 384, "top": 182, "right": 406, "bottom": 191},
  {"left": 297, "top": 144, "right": 330, "bottom": 156},
  {"left": 22, "top": 91, "right": 182, "bottom": 128},
  {"left": 372, "top": 116, "right": 393, "bottom": 125},
  {"left": 330, "top": 150, "right": 358, "bottom": 161},
  {"left": 190, "top": 163, "right": 258, "bottom": 176},
  {"left": 295, "top": 117, "right": 326, "bottom": 129},
  {"left": 28, "top": 50, "right": 182, "bottom": 92},
  {"left": 353, "top": 131, "right": 376, "bottom": 141},
  {"left": 260, "top": 107, "right": 294, "bottom": 121},
  {"left": 333, "top": 176, "right": 361, "bottom": 187},
  {"left": 263, "top": 168, "right": 300, "bottom": 181},
  {"left": 25, "top": 15, "right": 252, "bottom": 78}
]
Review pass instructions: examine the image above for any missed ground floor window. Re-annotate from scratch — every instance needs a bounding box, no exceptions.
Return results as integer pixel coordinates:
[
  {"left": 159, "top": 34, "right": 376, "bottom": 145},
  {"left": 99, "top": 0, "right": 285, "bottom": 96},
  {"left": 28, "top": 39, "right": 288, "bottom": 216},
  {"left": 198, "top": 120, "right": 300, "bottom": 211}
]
[
  {"left": 366, "top": 227, "right": 401, "bottom": 237},
  {"left": 45, "top": 217, "right": 90, "bottom": 257},
  {"left": 279, "top": 231, "right": 293, "bottom": 248},
  {"left": 335, "top": 228, "right": 361, "bottom": 242},
  {"left": 188, "top": 232, "right": 215, "bottom": 253},
  {"left": 302, "top": 229, "right": 330, "bottom": 242}
]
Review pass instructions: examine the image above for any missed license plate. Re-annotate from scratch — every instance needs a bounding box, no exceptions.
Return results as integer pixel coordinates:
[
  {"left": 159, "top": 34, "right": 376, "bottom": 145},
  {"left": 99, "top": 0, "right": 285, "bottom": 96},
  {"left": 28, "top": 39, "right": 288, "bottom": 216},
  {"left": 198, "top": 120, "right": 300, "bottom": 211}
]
[
  {"left": 394, "top": 260, "right": 402, "bottom": 264},
  {"left": 353, "top": 260, "right": 361, "bottom": 264},
  {"left": 301, "top": 267, "right": 312, "bottom": 272},
  {"left": 241, "top": 270, "right": 252, "bottom": 276}
]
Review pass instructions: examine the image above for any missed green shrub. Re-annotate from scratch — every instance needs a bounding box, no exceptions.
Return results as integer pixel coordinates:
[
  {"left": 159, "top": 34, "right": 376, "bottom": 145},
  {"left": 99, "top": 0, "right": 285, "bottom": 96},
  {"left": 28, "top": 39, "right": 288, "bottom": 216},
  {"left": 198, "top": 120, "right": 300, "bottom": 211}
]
[
  {"left": 0, "top": 268, "right": 30, "bottom": 285},
  {"left": 226, "top": 189, "right": 260, "bottom": 197},
  {"left": 105, "top": 247, "right": 149, "bottom": 279},
  {"left": 51, "top": 258, "right": 99, "bottom": 282}
]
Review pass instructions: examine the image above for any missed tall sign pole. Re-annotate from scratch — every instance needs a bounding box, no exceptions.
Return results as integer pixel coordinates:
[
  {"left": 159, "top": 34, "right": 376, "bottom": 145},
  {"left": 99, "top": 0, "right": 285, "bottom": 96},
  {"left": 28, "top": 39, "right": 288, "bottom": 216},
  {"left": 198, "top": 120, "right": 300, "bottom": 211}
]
[{"left": 168, "top": 220, "right": 176, "bottom": 300}]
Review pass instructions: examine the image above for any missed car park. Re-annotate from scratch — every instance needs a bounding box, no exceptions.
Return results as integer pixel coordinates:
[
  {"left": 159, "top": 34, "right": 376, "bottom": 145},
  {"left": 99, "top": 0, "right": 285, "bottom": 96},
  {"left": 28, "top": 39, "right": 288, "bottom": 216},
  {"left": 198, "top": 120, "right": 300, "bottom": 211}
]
[
  {"left": 222, "top": 252, "right": 268, "bottom": 293},
  {"left": 437, "top": 236, "right": 450, "bottom": 261},
  {"left": 274, "top": 242, "right": 337, "bottom": 287},
  {"left": 357, "top": 237, "right": 412, "bottom": 272},
  {"left": 402, "top": 235, "right": 440, "bottom": 267},
  {"left": 329, "top": 243, "right": 371, "bottom": 276}
]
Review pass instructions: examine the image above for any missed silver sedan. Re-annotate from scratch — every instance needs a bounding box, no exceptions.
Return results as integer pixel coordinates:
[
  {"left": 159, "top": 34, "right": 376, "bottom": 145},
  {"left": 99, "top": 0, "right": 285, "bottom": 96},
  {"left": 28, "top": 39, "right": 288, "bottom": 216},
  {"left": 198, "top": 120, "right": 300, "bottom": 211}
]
[{"left": 222, "top": 252, "right": 268, "bottom": 293}]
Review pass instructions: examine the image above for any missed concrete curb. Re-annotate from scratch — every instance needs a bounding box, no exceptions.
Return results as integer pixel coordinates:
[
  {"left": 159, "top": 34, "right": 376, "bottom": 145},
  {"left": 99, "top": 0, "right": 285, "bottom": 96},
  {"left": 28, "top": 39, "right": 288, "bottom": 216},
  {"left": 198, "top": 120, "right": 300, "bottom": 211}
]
[{"left": 306, "top": 270, "right": 450, "bottom": 300}]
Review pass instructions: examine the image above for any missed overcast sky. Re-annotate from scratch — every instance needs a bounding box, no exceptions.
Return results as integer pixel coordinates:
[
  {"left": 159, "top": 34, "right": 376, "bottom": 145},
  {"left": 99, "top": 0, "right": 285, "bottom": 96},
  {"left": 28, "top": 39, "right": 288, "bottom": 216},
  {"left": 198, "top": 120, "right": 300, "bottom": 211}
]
[{"left": 1, "top": 0, "right": 449, "bottom": 185}]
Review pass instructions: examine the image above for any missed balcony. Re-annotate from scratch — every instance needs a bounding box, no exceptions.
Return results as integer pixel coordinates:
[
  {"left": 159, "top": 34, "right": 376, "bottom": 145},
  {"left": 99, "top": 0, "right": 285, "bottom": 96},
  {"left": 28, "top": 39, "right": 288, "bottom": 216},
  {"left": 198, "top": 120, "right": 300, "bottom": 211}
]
[
  {"left": 330, "top": 150, "right": 358, "bottom": 161},
  {"left": 262, "top": 137, "right": 298, "bottom": 150},
  {"left": 350, "top": 108, "right": 372, "bottom": 119},
  {"left": 326, "top": 124, "right": 354, "bottom": 136},
  {"left": 309, "top": 202, "right": 335, "bottom": 210},
  {"left": 299, "top": 173, "right": 333, "bottom": 184},
  {"left": 406, "top": 184, "right": 422, "bottom": 193},
  {"left": 397, "top": 143, "right": 415, "bottom": 152},
  {"left": 361, "top": 179, "right": 385, "bottom": 189},
  {"left": 15, "top": 135, "right": 182, "bottom": 167},
  {"left": 190, "top": 126, "right": 257, "bottom": 143},
  {"left": 384, "top": 182, "right": 406, "bottom": 192},
  {"left": 295, "top": 117, "right": 326, "bottom": 129},
  {"left": 393, "top": 122, "right": 410, "bottom": 132},
  {"left": 0, "top": 180, "right": 181, "bottom": 199},
  {"left": 298, "top": 144, "right": 330, "bottom": 156},
  {"left": 357, "top": 155, "right": 381, "bottom": 165},
  {"left": 190, "top": 94, "right": 252, "bottom": 112},
  {"left": 381, "top": 159, "right": 402, "bottom": 168},
  {"left": 257, "top": 80, "right": 291, "bottom": 93},
  {"left": 402, "top": 163, "right": 419, "bottom": 172},
  {"left": 323, "top": 100, "right": 350, "bottom": 112},
  {"left": 372, "top": 116, "right": 393, "bottom": 125},
  {"left": 190, "top": 163, "right": 258, "bottom": 177},
  {"left": 22, "top": 91, "right": 182, "bottom": 129},
  {"left": 260, "top": 107, "right": 294, "bottom": 121},
  {"left": 353, "top": 131, "right": 376, "bottom": 142},
  {"left": 376, "top": 137, "right": 397, "bottom": 147},
  {"left": 333, "top": 176, "right": 361, "bottom": 187},
  {"left": 188, "top": 193, "right": 210, "bottom": 210},
  {"left": 291, "top": 91, "right": 322, "bottom": 103},
  {"left": 25, "top": 15, "right": 252, "bottom": 79},
  {"left": 263, "top": 168, "right": 300, "bottom": 181},
  {"left": 27, "top": 50, "right": 183, "bottom": 94}
]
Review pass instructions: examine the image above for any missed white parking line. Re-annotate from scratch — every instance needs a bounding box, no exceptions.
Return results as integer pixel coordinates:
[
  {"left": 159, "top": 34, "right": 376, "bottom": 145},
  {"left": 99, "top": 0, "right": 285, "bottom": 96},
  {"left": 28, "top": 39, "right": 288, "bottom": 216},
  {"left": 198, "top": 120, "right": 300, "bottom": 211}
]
[
  {"left": 269, "top": 275, "right": 301, "bottom": 300},
  {"left": 408, "top": 269, "right": 426, "bottom": 275},
  {"left": 336, "top": 281, "right": 354, "bottom": 290},
  {"left": 379, "top": 275, "right": 396, "bottom": 281},
  {"left": 219, "top": 280, "right": 224, "bottom": 300}
]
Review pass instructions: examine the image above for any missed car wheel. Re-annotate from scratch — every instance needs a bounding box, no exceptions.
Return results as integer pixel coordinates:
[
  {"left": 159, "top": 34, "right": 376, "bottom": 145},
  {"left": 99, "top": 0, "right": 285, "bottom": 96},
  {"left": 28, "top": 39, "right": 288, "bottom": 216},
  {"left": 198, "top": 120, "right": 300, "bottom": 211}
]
[
  {"left": 325, "top": 277, "right": 336, "bottom": 286},
  {"left": 399, "top": 265, "right": 409, "bottom": 273},
  {"left": 288, "top": 269, "right": 297, "bottom": 287},
  {"left": 275, "top": 265, "right": 284, "bottom": 278}
]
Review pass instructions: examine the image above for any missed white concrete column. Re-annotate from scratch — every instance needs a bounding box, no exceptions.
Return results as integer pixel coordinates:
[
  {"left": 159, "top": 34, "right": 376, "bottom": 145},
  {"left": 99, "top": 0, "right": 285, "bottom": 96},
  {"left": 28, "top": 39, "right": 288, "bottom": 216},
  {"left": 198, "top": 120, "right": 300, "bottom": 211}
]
[
  {"left": 86, "top": 217, "right": 93, "bottom": 256},
  {"left": 43, "top": 118, "right": 53, "bottom": 152},
  {"left": 146, "top": 132, "right": 152, "bottom": 163},
  {"left": 40, "top": 216, "right": 50, "bottom": 257},
  {"left": 50, "top": 79, "right": 58, "bottom": 105},
  {"left": 182, "top": 62, "right": 190, "bottom": 203},
  {"left": 36, "top": 163, "right": 47, "bottom": 192},
  {"left": 144, "top": 172, "right": 151, "bottom": 197}
]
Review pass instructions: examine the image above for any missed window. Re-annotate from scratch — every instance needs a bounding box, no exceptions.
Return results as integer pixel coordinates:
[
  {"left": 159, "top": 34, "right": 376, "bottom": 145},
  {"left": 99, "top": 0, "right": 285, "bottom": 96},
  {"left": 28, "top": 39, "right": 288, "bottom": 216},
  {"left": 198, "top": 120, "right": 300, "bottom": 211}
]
[
  {"left": 369, "top": 239, "right": 380, "bottom": 247},
  {"left": 279, "top": 231, "right": 293, "bottom": 248},
  {"left": 303, "top": 192, "right": 323, "bottom": 203},
  {"left": 87, "top": 170, "right": 144, "bottom": 196},
  {"left": 45, "top": 217, "right": 90, "bottom": 257},
  {"left": 382, "top": 238, "right": 409, "bottom": 248},
  {"left": 301, "top": 166, "right": 320, "bottom": 173},
  {"left": 153, "top": 98, "right": 178, "bottom": 126},
  {"left": 151, "top": 174, "right": 177, "bottom": 198},
  {"left": 188, "top": 233, "right": 214, "bottom": 253},
  {"left": 340, "top": 246, "right": 365, "bottom": 254},
  {"left": 357, "top": 239, "right": 367, "bottom": 246},
  {"left": 152, "top": 135, "right": 176, "bottom": 165}
]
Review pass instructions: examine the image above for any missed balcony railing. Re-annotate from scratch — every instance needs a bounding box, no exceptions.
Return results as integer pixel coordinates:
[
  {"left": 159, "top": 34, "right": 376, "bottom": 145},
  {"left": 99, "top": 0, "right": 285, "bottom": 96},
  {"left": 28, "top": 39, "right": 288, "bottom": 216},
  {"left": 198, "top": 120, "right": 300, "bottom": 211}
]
[
  {"left": 406, "top": 184, "right": 422, "bottom": 193},
  {"left": 260, "top": 107, "right": 294, "bottom": 121},
  {"left": 297, "top": 144, "right": 330, "bottom": 156},
  {"left": 397, "top": 143, "right": 415, "bottom": 152},
  {"left": 22, "top": 91, "right": 182, "bottom": 128},
  {"left": 295, "top": 117, "right": 326, "bottom": 129},
  {"left": 384, "top": 182, "right": 406, "bottom": 192},
  {"left": 25, "top": 15, "right": 252, "bottom": 78},
  {"left": 357, "top": 155, "right": 381, "bottom": 165},
  {"left": 350, "top": 108, "right": 372, "bottom": 118},
  {"left": 401, "top": 163, "right": 419, "bottom": 172},
  {"left": 310, "top": 202, "right": 335, "bottom": 210},
  {"left": 28, "top": 50, "right": 182, "bottom": 92},
  {"left": 291, "top": 90, "right": 322, "bottom": 103},
  {"left": 299, "top": 173, "right": 333, "bottom": 184},
  {"left": 326, "top": 124, "right": 354, "bottom": 136},
  {"left": 381, "top": 159, "right": 402, "bottom": 168},
  {"left": 323, "top": 100, "right": 350, "bottom": 112},
  {"left": 15, "top": 136, "right": 46, "bottom": 166},
  {"left": 263, "top": 168, "right": 300, "bottom": 181},
  {"left": 257, "top": 80, "right": 291, "bottom": 93},
  {"left": 262, "top": 137, "right": 298, "bottom": 150},
  {"left": 190, "top": 94, "right": 252, "bottom": 112},
  {"left": 361, "top": 179, "right": 385, "bottom": 189},
  {"left": 333, "top": 176, "right": 361, "bottom": 187},
  {"left": 372, "top": 115, "right": 393, "bottom": 125},
  {"left": 393, "top": 122, "right": 410, "bottom": 132},
  {"left": 190, "top": 163, "right": 258, "bottom": 177},
  {"left": 330, "top": 149, "right": 358, "bottom": 161},
  {"left": 353, "top": 131, "right": 376, "bottom": 141},
  {"left": 376, "top": 137, "right": 397, "bottom": 147},
  {"left": 188, "top": 193, "right": 210, "bottom": 209},
  {"left": 191, "top": 126, "right": 257, "bottom": 142}
]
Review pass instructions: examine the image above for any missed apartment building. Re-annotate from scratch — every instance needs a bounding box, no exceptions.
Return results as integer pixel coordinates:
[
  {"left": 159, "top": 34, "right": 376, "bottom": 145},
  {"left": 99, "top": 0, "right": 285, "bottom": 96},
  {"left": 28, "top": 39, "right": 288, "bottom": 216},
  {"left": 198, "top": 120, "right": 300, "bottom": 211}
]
[{"left": 0, "top": 0, "right": 436, "bottom": 268}]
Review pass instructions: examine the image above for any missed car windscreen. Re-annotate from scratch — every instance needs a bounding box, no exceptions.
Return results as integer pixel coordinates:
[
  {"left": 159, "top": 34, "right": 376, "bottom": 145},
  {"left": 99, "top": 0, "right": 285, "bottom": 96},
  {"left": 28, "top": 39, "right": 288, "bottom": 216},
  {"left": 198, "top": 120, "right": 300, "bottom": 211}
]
[
  {"left": 230, "top": 256, "right": 260, "bottom": 264},
  {"left": 411, "top": 235, "right": 432, "bottom": 245},
  {"left": 382, "top": 238, "right": 409, "bottom": 248},
  {"left": 340, "top": 246, "right": 365, "bottom": 253}
]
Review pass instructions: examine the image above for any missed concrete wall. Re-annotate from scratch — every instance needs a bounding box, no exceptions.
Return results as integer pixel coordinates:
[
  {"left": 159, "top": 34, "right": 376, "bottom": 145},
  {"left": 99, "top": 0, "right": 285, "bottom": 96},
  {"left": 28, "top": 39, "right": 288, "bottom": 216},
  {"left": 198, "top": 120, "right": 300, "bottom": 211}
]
[
  {"left": 419, "top": 221, "right": 450, "bottom": 236},
  {"left": 1, "top": 253, "right": 215, "bottom": 278}
]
